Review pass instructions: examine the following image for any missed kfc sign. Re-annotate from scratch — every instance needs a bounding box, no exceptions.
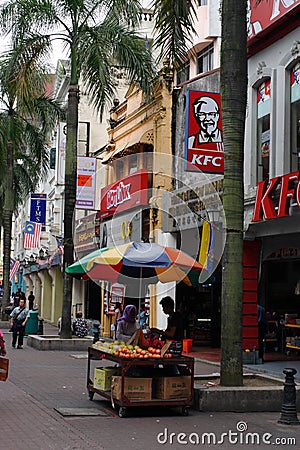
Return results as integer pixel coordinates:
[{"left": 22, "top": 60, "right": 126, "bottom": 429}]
[
  {"left": 187, "top": 149, "right": 224, "bottom": 173},
  {"left": 100, "top": 170, "right": 148, "bottom": 219},
  {"left": 185, "top": 91, "right": 224, "bottom": 174},
  {"left": 252, "top": 171, "right": 300, "bottom": 222},
  {"left": 248, "top": 0, "right": 300, "bottom": 40}
]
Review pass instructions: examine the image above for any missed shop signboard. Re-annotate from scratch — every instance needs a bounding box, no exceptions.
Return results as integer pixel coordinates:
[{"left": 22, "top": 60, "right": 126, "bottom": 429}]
[
  {"left": 100, "top": 211, "right": 142, "bottom": 248},
  {"left": 267, "top": 248, "right": 300, "bottom": 259},
  {"left": 107, "top": 283, "right": 125, "bottom": 315},
  {"left": 76, "top": 156, "right": 97, "bottom": 210},
  {"left": 252, "top": 170, "right": 300, "bottom": 221},
  {"left": 185, "top": 91, "right": 224, "bottom": 174},
  {"left": 162, "top": 179, "right": 223, "bottom": 232},
  {"left": 100, "top": 170, "right": 148, "bottom": 220},
  {"left": 74, "top": 212, "right": 100, "bottom": 257},
  {"left": 248, "top": 0, "right": 299, "bottom": 40}
]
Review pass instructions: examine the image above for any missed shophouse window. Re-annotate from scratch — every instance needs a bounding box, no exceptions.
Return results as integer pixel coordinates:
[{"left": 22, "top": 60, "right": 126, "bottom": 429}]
[
  {"left": 290, "top": 62, "right": 300, "bottom": 171},
  {"left": 257, "top": 79, "right": 271, "bottom": 182},
  {"left": 143, "top": 149, "right": 153, "bottom": 171},
  {"left": 129, "top": 153, "right": 138, "bottom": 174},
  {"left": 197, "top": 0, "right": 208, "bottom": 5},
  {"left": 115, "top": 158, "right": 124, "bottom": 180},
  {"left": 197, "top": 43, "right": 214, "bottom": 74},
  {"left": 177, "top": 61, "right": 190, "bottom": 85}
]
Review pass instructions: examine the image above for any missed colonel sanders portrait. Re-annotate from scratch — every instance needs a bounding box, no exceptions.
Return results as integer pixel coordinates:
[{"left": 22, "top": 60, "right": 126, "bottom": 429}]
[{"left": 188, "top": 96, "right": 223, "bottom": 148}]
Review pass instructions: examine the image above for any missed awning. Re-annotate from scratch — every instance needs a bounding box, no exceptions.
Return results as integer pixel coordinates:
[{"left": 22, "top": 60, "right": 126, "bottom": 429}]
[
  {"left": 102, "top": 130, "right": 154, "bottom": 164},
  {"left": 102, "top": 141, "right": 141, "bottom": 164}
]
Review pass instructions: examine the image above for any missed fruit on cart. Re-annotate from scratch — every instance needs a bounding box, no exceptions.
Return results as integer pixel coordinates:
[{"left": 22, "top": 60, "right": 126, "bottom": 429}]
[{"left": 91, "top": 340, "right": 174, "bottom": 359}]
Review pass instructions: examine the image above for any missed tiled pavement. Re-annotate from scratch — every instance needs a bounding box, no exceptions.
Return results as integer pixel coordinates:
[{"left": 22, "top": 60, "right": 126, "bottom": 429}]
[{"left": 1, "top": 322, "right": 300, "bottom": 449}]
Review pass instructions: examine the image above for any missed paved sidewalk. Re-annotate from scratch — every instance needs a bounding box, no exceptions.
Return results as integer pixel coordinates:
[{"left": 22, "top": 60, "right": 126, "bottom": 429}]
[{"left": 1, "top": 325, "right": 300, "bottom": 449}]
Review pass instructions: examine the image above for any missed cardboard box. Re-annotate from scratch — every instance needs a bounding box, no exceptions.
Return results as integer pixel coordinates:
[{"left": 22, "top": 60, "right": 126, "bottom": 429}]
[
  {"left": 153, "top": 376, "right": 191, "bottom": 399},
  {"left": 111, "top": 376, "right": 152, "bottom": 401},
  {"left": 93, "top": 367, "right": 121, "bottom": 391}
]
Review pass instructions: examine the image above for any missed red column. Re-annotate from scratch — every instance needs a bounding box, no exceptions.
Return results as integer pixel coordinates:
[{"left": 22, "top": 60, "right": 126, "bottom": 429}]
[{"left": 242, "top": 240, "right": 260, "bottom": 350}]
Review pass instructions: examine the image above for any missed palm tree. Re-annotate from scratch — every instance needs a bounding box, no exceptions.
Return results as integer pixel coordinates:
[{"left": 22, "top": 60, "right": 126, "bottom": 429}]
[
  {"left": 153, "top": 0, "right": 248, "bottom": 386},
  {"left": 0, "top": 0, "right": 154, "bottom": 338},
  {"left": 0, "top": 38, "right": 61, "bottom": 307},
  {"left": 219, "top": 0, "right": 247, "bottom": 386}
]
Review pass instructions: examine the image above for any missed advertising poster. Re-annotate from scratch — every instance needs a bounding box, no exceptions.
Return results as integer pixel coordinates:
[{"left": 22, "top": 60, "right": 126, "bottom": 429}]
[
  {"left": 76, "top": 156, "right": 97, "bottom": 209},
  {"left": 185, "top": 91, "right": 224, "bottom": 174}
]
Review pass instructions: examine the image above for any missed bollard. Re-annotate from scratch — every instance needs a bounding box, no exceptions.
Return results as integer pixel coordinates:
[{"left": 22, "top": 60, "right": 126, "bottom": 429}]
[{"left": 278, "top": 368, "right": 300, "bottom": 425}]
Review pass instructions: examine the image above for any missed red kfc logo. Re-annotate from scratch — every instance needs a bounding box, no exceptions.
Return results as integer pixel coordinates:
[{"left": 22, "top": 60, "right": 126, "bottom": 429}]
[{"left": 248, "top": 0, "right": 299, "bottom": 39}]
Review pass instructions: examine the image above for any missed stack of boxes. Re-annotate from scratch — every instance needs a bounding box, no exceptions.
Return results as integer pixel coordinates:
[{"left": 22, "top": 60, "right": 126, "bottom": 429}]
[{"left": 94, "top": 367, "right": 192, "bottom": 400}]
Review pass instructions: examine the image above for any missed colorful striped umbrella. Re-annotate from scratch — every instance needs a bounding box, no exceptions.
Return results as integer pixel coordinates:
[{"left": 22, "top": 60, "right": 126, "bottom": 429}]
[{"left": 66, "top": 241, "right": 204, "bottom": 287}]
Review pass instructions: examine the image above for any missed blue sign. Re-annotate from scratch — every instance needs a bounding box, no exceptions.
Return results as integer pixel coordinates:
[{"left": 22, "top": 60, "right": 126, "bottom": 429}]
[{"left": 30, "top": 194, "right": 46, "bottom": 227}]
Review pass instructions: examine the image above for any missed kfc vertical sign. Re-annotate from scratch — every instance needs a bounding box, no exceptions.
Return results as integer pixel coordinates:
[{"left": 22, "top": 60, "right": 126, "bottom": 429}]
[{"left": 185, "top": 91, "right": 224, "bottom": 174}]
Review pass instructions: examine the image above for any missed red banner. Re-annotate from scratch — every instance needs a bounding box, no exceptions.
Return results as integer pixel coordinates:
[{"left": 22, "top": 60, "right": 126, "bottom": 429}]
[{"left": 100, "top": 170, "right": 149, "bottom": 219}]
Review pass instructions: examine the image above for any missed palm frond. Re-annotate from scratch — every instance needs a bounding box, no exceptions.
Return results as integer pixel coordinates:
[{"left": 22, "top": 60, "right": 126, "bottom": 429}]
[
  {"left": 151, "top": 0, "right": 197, "bottom": 68},
  {"left": 79, "top": 21, "right": 154, "bottom": 117}
]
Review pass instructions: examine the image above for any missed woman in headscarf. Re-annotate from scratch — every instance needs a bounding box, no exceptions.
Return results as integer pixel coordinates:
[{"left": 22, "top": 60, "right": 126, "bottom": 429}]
[{"left": 116, "top": 305, "right": 139, "bottom": 343}]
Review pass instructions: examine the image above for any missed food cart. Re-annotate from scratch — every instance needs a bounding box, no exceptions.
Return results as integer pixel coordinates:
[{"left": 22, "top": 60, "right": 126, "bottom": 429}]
[{"left": 87, "top": 346, "right": 195, "bottom": 418}]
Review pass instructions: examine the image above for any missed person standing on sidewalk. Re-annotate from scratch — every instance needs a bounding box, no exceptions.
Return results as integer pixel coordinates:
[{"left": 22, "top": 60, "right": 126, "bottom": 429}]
[
  {"left": 9, "top": 298, "right": 30, "bottom": 349},
  {"left": 28, "top": 291, "right": 35, "bottom": 310}
]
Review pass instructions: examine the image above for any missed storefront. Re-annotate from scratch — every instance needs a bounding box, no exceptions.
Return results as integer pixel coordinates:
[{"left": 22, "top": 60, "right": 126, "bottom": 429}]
[
  {"left": 246, "top": 170, "right": 300, "bottom": 355},
  {"left": 99, "top": 170, "right": 150, "bottom": 336},
  {"left": 162, "top": 180, "right": 224, "bottom": 347},
  {"left": 74, "top": 212, "right": 102, "bottom": 321}
]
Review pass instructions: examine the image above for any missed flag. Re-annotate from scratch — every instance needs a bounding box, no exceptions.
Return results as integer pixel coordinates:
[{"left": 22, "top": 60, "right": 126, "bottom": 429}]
[
  {"left": 206, "top": 224, "right": 215, "bottom": 274},
  {"left": 198, "top": 220, "right": 215, "bottom": 274},
  {"left": 198, "top": 220, "right": 211, "bottom": 268},
  {"left": 56, "top": 237, "right": 64, "bottom": 258},
  {"left": 23, "top": 221, "right": 42, "bottom": 249},
  {"left": 10, "top": 258, "right": 19, "bottom": 282}
]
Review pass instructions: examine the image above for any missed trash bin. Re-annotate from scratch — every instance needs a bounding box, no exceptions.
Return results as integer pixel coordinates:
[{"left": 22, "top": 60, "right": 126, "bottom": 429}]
[{"left": 25, "top": 310, "right": 39, "bottom": 335}]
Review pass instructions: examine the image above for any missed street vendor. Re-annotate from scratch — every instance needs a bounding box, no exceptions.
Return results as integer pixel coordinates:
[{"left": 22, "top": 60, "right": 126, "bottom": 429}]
[
  {"left": 116, "top": 304, "right": 139, "bottom": 343},
  {"left": 150, "top": 296, "right": 184, "bottom": 341}
]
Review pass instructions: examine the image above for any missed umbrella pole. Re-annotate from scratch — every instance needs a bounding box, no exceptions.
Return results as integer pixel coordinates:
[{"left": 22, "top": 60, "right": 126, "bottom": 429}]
[{"left": 138, "top": 267, "right": 142, "bottom": 315}]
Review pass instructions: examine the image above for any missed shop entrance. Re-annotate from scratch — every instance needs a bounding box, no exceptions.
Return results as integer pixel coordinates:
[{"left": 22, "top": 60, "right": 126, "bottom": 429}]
[
  {"left": 176, "top": 265, "right": 221, "bottom": 348},
  {"left": 260, "top": 258, "right": 300, "bottom": 355},
  {"left": 86, "top": 280, "right": 102, "bottom": 321}
]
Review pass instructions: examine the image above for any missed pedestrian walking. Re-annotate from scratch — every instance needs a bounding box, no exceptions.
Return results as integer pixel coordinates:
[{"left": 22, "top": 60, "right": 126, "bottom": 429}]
[
  {"left": 9, "top": 298, "right": 30, "bottom": 349},
  {"left": 72, "top": 312, "right": 89, "bottom": 338}
]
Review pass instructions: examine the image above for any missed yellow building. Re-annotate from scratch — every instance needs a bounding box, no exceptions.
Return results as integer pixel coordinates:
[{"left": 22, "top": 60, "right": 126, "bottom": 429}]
[{"left": 100, "top": 69, "right": 175, "bottom": 336}]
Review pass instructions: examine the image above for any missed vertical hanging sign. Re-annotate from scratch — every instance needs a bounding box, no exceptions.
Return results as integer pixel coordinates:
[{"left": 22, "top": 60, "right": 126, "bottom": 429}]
[
  {"left": 56, "top": 122, "right": 66, "bottom": 185},
  {"left": 185, "top": 91, "right": 224, "bottom": 174},
  {"left": 76, "top": 156, "right": 97, "bottom": 209},
  {"left": 30, "top": 193, "right": 46, "bottom": 230}
]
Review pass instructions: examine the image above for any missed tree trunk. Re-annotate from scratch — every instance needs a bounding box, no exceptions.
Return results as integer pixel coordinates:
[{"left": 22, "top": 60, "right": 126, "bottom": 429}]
[
  {"left": 220, "top": 0, "right": 247, "bottom": 386},
  {"left": 60, "top": 83, "right": 79, "bottom": 339},
  {"left": 3, "top": 137, "right": 14, "bottom": 307}
]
